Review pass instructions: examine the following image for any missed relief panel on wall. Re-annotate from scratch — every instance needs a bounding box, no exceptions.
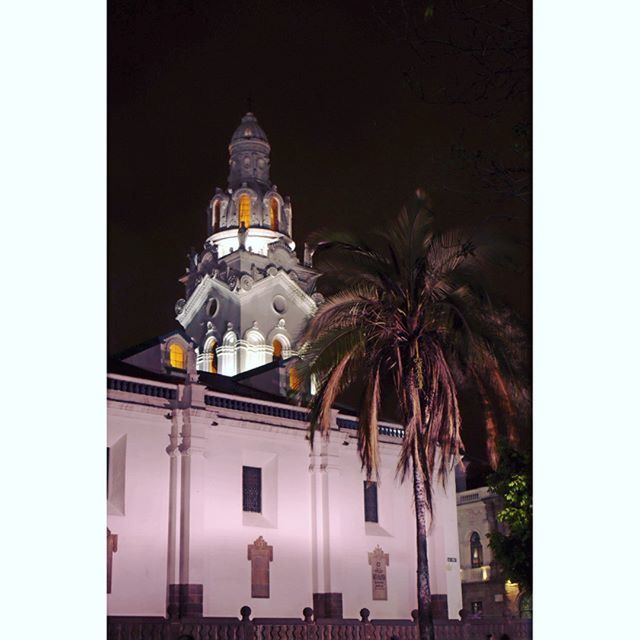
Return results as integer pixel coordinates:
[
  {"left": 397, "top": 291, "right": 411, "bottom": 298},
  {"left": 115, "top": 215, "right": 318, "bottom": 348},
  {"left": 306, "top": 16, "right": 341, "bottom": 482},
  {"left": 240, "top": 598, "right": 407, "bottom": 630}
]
[
  {"left": 368, "top": 545, "right": 389, "bottom": 601},
  {"left": 248, "top": 536, "right": 273, "bottom": 598}
]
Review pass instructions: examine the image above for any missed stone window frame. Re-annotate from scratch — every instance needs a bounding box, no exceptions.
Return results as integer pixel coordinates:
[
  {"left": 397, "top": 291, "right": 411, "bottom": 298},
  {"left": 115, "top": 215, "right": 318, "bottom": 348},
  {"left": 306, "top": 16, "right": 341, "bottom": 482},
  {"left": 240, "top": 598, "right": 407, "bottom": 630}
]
[
  {"left": 242, "top": 465, "right": 262, "bottom": 513},
  {"left": 470, "top": 531, "right": 483, "bottom": 568}
]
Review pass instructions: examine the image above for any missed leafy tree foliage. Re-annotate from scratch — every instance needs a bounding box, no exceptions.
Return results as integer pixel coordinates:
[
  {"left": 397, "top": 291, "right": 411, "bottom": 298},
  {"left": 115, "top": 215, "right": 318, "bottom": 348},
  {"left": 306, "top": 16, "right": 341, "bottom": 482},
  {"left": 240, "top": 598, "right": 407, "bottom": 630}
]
[{"left": 487, "top": 441, "right": 532, "bottom": 594}]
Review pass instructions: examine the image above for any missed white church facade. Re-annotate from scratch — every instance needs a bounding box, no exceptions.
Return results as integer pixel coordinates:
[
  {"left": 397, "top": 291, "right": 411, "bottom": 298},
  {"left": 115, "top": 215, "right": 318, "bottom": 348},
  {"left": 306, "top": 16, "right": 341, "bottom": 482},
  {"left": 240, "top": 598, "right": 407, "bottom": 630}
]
[{"left": 107, "top": 113, "right": 463, "bottom": 622}]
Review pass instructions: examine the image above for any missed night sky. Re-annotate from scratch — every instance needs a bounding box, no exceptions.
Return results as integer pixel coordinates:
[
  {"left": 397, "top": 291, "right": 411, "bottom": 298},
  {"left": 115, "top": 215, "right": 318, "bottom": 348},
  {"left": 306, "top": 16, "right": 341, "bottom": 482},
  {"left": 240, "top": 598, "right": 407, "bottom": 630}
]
[{"left": 109, "top": 0, "right": 531, "bottom": 463}]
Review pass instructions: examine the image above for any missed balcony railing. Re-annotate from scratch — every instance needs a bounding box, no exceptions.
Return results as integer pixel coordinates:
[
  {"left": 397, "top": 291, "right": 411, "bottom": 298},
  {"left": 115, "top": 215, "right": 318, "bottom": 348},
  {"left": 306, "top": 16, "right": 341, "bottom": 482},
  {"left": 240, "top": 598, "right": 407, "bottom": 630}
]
[
  {"left": 337, "top": 417, "right": 405, "bottom": 439},
  {"left": 107, "top": 376, "right": 177, "bottom": 400}
]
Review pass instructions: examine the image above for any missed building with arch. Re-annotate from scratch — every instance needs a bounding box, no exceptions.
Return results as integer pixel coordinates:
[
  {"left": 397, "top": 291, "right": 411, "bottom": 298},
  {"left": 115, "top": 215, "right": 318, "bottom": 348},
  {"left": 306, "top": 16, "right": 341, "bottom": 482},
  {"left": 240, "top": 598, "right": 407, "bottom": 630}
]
[
  {"left": 107, "top": 113, "right": 463, "bottom": 623},
  {"left": 456, "top": 482, "right": 523, "bottom": 618}
]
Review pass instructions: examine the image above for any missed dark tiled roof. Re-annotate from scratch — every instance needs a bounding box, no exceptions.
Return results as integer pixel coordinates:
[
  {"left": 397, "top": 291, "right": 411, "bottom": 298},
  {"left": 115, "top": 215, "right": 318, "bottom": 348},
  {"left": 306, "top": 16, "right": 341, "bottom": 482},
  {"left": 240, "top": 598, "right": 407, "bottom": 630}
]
[{"left": 110, "top": 326, "right": 196, "bottom": 362}]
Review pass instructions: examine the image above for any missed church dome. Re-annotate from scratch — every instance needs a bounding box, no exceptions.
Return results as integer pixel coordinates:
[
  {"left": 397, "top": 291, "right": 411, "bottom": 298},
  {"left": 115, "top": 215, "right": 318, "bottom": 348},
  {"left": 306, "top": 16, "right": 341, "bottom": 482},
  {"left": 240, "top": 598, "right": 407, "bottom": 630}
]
[{"left": 230, "top": 112, "right": 268, "bottom": 144}]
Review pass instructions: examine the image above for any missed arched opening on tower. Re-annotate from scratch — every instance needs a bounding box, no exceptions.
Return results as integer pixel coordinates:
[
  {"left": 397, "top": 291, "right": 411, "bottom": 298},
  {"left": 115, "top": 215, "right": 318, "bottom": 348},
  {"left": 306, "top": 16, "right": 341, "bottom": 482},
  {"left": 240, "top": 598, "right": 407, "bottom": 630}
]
[
  {"left": 213, "top": 201, "right": 221, "bottom": 233},
  {"left": 168, "top": 343, "right": 185, "bottom": 370},
  {"left": 272, "top": 339, "right": 283, "bottom": 362},
  {"left": 270, "top": 198, "right": 278, "bottom": 231},
  {"left": 205, "top": 340, "right": 218, "bottom": 374},
  {"left": 470, "top": 531, "right": 483, "bottom": 568},
  {"left": 239, "top": 194, "right": 251, "bottom": 229},
  {"left": 289, "top": 366, "right": 300, "bottom": 391}
]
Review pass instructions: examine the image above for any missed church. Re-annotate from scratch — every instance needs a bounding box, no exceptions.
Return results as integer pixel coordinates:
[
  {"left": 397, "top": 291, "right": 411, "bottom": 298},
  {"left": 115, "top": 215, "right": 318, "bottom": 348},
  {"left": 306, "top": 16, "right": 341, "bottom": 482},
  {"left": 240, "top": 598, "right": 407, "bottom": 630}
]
[{"left": 107, "top": 113, "right": 463, "bottom": 622}]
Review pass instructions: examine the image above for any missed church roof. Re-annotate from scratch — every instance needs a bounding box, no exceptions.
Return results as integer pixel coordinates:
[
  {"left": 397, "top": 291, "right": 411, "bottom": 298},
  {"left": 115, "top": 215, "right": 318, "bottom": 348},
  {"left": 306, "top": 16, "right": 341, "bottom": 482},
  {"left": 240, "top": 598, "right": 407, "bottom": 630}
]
[
  {"left": 111, "top": 327, "right": 196, "bottom": 362},
  {"left": 230, "top": 112, "right": 268, "bottom": 144},
  {"left": 108, "top": 353, "right": 296, "bottom": 405}
]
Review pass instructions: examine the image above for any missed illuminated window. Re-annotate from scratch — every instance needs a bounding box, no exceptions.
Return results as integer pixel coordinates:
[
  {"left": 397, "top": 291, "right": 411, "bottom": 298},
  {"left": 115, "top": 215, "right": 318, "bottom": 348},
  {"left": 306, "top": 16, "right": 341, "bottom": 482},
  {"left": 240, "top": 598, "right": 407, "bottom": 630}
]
[
  {"left": 470, "top": 531, "right": 483, "bottom": 568},
  {"left": 242, "top": 466, "right": 261, "bottom": 513},
  {"left": 270, "top": 198, "right": 279, "bottom": 231},
  {"left": 289, "top": 366, "right": 300, "bottom": 390},
  {"left": 239, "top": 194, "right": 251, "bottom": 228},
  {"left": 213, "top": 201, "right": 221, "bottom": 232},
  {"left": 272, "top": 339, "right": 283, "bottom": 362},
  {"left": 364, "top": 481, "right": 378, "bottom": 522},
  {"left": 207, "top": 341, "right": 218, "bottom": 374},
  {"left": 168, "top": 343, "right": 185, "bottom": 369}
]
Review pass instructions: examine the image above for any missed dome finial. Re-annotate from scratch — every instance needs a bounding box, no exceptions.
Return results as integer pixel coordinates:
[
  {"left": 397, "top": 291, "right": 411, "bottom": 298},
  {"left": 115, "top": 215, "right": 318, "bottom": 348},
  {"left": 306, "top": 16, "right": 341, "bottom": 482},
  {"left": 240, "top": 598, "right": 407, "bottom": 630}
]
[{"left": 228, "top": 112, "right": 271, "bottom": 190}]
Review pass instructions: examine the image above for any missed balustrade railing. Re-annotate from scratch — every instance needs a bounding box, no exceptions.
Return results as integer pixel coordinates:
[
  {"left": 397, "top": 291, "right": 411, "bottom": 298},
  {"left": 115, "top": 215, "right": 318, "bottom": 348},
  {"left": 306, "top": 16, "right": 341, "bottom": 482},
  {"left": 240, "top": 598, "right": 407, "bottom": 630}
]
[
  {"left": 107, "top": 607, "right": 532, "bottom": 640},
  {"left": 107, "top": 376, "right": 177, "bottom": 400}
]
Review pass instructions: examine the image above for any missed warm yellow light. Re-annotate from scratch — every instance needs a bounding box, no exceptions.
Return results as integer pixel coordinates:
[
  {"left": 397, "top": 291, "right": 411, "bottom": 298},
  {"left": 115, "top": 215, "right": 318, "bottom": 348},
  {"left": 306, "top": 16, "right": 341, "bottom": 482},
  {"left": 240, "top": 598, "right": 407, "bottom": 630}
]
[
  {"left": 272, "top": 339, "right": 283, "bottom": 361},
  {"left": 289, "top": 367, "right": 300, "bottom": 390},
  {"left": 270, "top": 198, "right": 278, "bottom": 231},
  {"left": 208, "top": 342, "right": 218, "bottom": 374},
  {"left": 169, "top": 343, "right": 185, "bottom": 369},
  {"left": 239, "top": 195, "right": 251, "bottom": 228}
]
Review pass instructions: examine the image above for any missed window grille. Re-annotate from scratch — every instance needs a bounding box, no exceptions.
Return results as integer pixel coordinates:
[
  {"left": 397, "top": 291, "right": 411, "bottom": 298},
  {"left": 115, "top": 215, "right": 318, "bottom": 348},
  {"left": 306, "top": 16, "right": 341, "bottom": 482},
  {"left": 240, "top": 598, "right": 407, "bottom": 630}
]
[
  {"left": 471, "top": 601, "right": 483, "bottom": 614},
  {"left": 470, "top": 531, "right": 483, "bottom": 568},
  {"left": 239, "top": 195, "right": 251, "bottom": 228},
  {"left": 243, "top": 466, "right": 262, "bottom": 513},
  {"left": 364, "top": 481, "right": 378, "bottom": 523}
]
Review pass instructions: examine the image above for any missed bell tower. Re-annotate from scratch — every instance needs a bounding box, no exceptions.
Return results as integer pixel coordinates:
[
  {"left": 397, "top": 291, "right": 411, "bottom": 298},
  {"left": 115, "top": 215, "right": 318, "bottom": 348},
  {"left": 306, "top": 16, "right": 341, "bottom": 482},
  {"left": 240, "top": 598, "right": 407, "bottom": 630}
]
[{"left": 174, "top": 113, "right": 322, "bottom": 376}]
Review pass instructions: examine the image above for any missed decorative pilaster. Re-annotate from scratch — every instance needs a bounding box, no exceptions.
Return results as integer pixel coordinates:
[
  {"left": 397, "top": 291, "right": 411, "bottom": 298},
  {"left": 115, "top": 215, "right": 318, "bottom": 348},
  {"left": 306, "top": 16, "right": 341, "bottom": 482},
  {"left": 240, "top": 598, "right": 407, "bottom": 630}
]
[
  {"left": 173, "top": 347, "right": 207, "bottom": 618},
  {"left": 309, "top": 432, "right": 344, "bottom": 619},
  {"left": 166, "top": 407, "right": 181, "bottom": 619}
]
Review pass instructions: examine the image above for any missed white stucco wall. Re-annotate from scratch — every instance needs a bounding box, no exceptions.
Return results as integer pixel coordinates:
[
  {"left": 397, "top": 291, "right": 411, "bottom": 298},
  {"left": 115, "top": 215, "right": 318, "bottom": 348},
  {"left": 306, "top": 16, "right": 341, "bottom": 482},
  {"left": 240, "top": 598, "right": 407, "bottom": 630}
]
[
  {"left": 107, "top": 401, "right": 171, "bottom": 616},
  {"left": 107, "top": 375, "right": 462, "bottom": 620}
]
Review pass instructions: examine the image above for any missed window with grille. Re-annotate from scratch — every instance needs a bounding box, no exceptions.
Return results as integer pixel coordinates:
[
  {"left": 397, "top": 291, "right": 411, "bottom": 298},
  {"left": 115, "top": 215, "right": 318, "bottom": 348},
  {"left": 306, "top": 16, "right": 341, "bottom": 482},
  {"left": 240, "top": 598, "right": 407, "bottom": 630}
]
[
  {"left": 471, "top": 601, "right": 483, "bottom": 615},
  {"left": 239, "top": 194, "right": 251, "bottom": 228},
  {"left": 470, "top": 531, "right": 483, "bottom": 568},
  {"left": 364, "top": 481, "right": 378, "bottom": 523},
  {"left": 243, "top": 466, "right": 262, "bottom": 513},
  {"left": 168, "top": 343, "right": 185, "bottom": 369}
]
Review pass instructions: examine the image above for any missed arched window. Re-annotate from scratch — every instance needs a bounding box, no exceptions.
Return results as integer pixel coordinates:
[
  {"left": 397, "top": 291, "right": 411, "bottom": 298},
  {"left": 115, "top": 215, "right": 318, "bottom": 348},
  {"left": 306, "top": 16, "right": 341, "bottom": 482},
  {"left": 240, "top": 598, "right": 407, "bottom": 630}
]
[
  {"left": 270, "top": 198, "right": 279, "bottom": 231},
  {"left": 213, "top": 201, "right": 221, "bottom": 233},
  {"left": 272, "top": 339, "right": 283, "bottom": 362},
  {"left": 289, "top": 366, "right": 300, "bottom": 391},
  {"left": 168, "top": 343, "right": 185, "bottom": 369},
  {"left": 239, "top": 194, "right": 251, "bottom": 229},
  {"left": 470, "top": 531, "right": 483, "bottom": 568},
  {"left": 206, "top": 340, "right": 218, "bottom": 374}
]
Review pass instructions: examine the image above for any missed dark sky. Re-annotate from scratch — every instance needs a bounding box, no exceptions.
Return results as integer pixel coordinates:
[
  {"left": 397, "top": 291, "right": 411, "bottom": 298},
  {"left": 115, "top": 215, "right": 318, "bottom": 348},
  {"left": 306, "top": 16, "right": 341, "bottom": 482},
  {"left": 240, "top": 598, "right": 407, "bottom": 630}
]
[{"left": 109, "top": 0, "right": 531, "bottom": 462}]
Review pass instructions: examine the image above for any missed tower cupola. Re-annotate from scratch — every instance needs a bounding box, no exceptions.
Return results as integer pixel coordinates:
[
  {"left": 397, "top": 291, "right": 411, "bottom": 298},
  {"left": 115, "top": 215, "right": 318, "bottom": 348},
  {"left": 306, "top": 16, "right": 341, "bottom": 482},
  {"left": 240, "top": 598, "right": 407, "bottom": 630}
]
[
  {"left": 175, "top": 112, "right": 322, "bottom": 377},
  {"left": 228, "top": 112, "right": 271, "bottom": 191},
  {"left": 207, "top": 113, "right": 294, "bottom": 256}
]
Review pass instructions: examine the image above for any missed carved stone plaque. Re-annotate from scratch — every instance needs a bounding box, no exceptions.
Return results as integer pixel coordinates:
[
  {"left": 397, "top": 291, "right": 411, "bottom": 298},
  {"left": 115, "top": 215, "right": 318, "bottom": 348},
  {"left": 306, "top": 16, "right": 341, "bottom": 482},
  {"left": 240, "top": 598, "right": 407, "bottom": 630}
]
[
  {"left": 368, "top": 545, "right": 389, "bottom": 600},
  {"left": 107, "top": 528, "right": 118, "bottom": 594},
  {"left": 248, "top": 536, "right": 273, "bottom": 598}
]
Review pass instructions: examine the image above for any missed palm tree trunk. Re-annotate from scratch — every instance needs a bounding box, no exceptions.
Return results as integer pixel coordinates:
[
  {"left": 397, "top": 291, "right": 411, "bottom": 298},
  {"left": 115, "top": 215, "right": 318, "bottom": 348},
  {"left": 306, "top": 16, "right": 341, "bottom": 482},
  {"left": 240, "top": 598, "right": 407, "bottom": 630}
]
[{"left": 412, "top": 451, "right": 435, "bottom": 640}]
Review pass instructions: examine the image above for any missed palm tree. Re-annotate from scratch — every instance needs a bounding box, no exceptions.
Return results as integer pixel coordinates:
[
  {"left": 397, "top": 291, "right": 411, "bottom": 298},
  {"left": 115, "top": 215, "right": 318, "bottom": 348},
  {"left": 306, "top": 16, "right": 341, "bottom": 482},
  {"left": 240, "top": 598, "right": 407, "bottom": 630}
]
[{"left": 296, "top": 194, "right": 528, "bottom": 640}]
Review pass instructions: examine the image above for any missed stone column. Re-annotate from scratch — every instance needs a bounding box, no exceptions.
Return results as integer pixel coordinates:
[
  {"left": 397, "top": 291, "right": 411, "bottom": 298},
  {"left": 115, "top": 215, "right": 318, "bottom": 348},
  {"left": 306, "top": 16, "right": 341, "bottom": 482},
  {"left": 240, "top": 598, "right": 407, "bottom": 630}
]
[
  {"left": 427, "top": 455, "right": 463, "bottom": 620},
  {"left": 166, "top": 407, "right": 181, "bottom": 619},
  {"left": 173, "top": 348, "right": 209, "bottom": 618},
  {"left": 309, "top": 428, "right": 344, "bottom": 619}
]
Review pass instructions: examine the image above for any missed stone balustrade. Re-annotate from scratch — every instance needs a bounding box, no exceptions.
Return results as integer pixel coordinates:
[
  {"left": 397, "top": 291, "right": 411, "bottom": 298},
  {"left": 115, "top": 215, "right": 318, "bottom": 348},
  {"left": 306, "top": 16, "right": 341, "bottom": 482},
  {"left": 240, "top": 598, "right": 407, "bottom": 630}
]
[{"left": 107, "top": 607, "right": 532, "bottom": 640}]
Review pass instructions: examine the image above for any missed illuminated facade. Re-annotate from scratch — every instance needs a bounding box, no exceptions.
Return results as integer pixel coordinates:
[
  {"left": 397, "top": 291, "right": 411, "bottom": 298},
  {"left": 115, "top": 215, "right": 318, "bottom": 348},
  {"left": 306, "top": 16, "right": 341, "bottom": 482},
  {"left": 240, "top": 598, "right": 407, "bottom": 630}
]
[
  {"left": 173, "top": 112, "right": 321, "bottom": 377},
  {"left": 107, "top": 113, "right": 463, "bottom": 622},
  {"left": 456, "top": 485, "right": 520, "bottom": 617}
]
